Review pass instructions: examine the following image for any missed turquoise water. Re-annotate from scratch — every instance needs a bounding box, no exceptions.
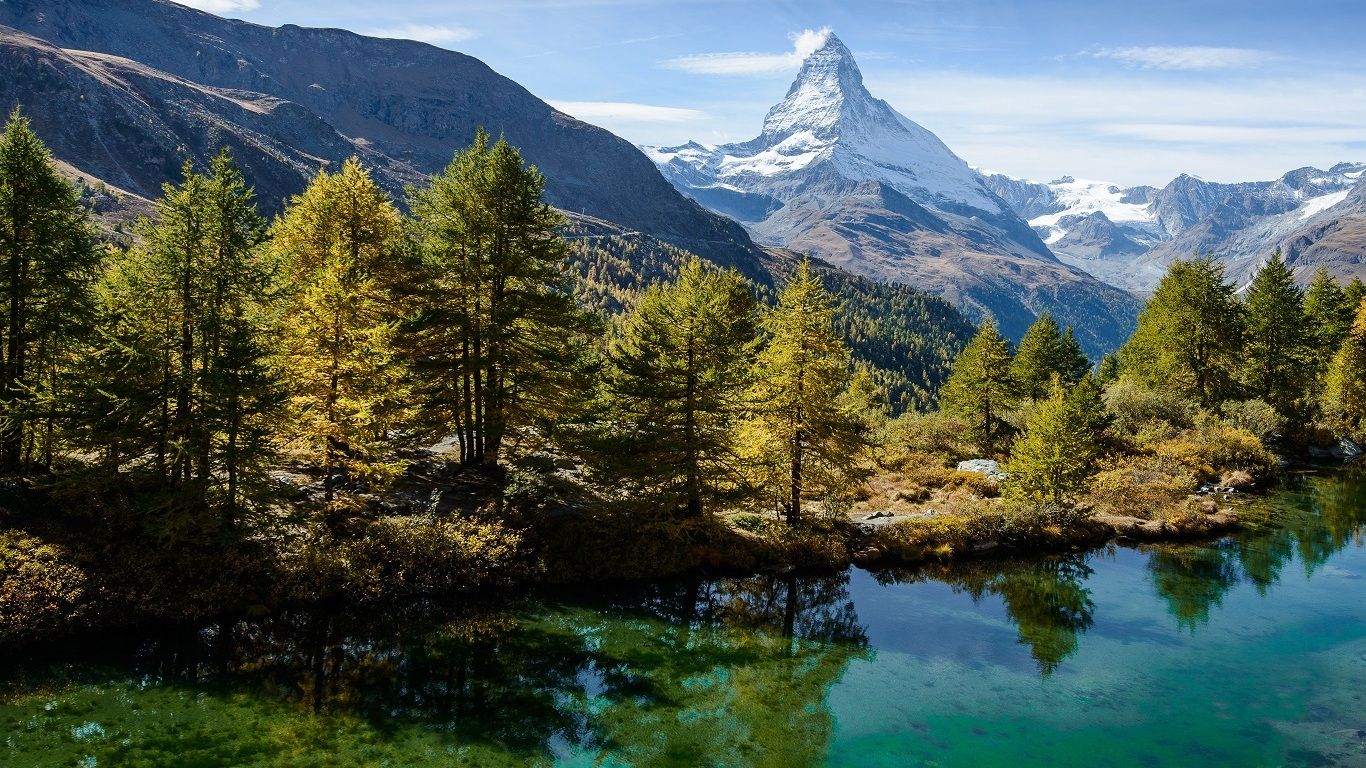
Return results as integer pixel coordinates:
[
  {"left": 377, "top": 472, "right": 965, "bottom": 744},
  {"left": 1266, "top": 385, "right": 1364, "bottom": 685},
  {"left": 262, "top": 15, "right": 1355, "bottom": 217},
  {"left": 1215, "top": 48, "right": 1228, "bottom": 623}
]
[{"left": 3, "top": 470, "right": 1366, "bottom": 766}]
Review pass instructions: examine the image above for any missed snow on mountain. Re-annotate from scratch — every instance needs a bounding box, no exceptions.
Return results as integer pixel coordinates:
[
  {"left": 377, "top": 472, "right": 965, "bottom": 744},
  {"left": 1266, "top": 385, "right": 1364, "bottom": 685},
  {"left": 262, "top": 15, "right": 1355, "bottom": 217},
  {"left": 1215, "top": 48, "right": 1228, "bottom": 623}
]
[
  {"left": 1026, "top": 178, "right": 1161, "bottom": 244},
  {"left": 983, "top": 162, "right": 1366, "bottom": 292},
  {"left": 643, "top": 31, "right": 1142, "bottom": 355},
  {"left": 647, "top": 32, "right": 1002, "bottom": 218},
  {"left": 1299, "top": 189, "right": 1351, "bottom": 220}
]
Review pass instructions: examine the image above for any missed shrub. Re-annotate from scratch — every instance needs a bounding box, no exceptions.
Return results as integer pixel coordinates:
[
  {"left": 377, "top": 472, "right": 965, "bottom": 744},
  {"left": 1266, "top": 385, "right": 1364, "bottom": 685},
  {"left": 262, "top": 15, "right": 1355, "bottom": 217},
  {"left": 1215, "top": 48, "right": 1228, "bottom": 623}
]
[
  {"left": 869, "top": 498, "right": 1093, "bottom": 562},
  {"left": 0, "top": 530, "right": 88, "bottom": 645},
  {"left": 1221, "top": 399, "right": 1286, "bottom": 443},
  {"left": 950, "top": 470, "right": 1001, "bottom": 498},
  {"left": 883, "top": 411, "right": 977, "bottom": 465},
  {"left": 1087, "top": 455, "right": 1199, "bottom": 519},
  {"left": 285, "top": 515, "right": 528, "bottom": 601},
  {"left": 731, "top": 513, "right": 767, "bottom": 532},
  {"left": 1104, "top": 378, "right": 1198, "bottom": 441},
  {"left": 1156, "top": 418, "right": 1276, "bottom": 477}
]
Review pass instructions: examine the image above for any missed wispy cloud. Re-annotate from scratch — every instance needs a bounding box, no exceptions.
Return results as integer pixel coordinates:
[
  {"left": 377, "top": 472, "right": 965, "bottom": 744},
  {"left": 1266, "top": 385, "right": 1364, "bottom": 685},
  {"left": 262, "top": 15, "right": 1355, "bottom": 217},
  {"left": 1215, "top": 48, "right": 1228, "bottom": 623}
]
[
  {"left": 1096, "top": 123, "right": 1366, "bottom": 145},
  {"left": 548, "top": 101, "right": 708, "bottom": 123},
  {"left": 1086, "top": 45, "right": 1274, "bottom": 71},
  {"left": 863, "top": 70, "right": 1366, "bottom": 183},
  {"left": 367, "top": 24, "right": 479, "bottom": 46},
  {"left": 176, "top": 0, "right": 260, "bottom": 13},
  {"left": 661, "top": 27, "right": 831, "bottom": 76}
]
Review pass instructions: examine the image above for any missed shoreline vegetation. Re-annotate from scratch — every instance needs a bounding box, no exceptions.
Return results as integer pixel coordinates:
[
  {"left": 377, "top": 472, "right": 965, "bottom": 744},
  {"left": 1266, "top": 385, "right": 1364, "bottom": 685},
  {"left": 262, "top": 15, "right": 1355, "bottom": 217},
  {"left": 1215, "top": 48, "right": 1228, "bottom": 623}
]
[{"left": 3, "top": 110, "right": 1366, "bottom": 651}]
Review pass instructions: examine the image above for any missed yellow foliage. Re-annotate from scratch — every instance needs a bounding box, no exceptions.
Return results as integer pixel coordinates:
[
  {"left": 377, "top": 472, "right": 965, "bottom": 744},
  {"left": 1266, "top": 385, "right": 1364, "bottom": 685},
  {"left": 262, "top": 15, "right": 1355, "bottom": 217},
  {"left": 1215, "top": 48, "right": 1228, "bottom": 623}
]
[{"left": 1086, "top": 455, "right": 1199, "bottom": 519}]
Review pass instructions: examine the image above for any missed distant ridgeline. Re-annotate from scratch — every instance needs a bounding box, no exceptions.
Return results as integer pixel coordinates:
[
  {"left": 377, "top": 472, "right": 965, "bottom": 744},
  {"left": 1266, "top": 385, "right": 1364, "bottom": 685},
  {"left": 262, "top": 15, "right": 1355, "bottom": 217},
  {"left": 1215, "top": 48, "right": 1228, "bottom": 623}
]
[{"left": 563, "top": 217, "right": 973, "bottom": 412}]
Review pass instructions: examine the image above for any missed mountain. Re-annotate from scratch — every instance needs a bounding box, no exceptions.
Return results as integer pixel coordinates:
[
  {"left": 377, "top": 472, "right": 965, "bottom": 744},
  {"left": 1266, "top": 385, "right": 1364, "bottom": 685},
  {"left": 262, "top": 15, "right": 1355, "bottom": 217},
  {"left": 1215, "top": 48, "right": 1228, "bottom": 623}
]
[
  {"left": 0, "top": 0, "right": 763, "bottom": 272},
  {"left": 0, "top": 0, "right": 978, "bottom": 412},
  {"left": 643, "top": 32, "right": 1141, "bottom": 356},
  {"left": 983, "top": 163, "right": 1366, "bottom": 291}
]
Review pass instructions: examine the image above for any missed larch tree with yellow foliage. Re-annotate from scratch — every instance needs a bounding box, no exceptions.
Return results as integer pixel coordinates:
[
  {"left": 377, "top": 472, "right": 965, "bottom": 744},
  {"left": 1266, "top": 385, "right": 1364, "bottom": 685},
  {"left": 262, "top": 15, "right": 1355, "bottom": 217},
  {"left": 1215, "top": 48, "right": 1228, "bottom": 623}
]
[
  {"left": 272, "top": 157, "right": 409, "bottom": 511},
  {"left": 744, "top": 258, "right": 869, "bottom": 525}
]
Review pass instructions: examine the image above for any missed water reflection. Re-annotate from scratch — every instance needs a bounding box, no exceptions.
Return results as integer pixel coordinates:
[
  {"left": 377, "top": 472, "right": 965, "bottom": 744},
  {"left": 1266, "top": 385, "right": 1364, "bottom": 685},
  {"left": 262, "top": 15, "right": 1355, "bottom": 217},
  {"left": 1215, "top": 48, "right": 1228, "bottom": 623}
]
[
  {"left": 4, "top": 469, "right": 1366, "bottom": 765},
  {"left": 0, "top": 574, "right": 869, "bottom": 766},
  {"left": 1147, "top": 470, "right": 1366, "bottom": 630},
  {"left": 877, "top": 554, "right": 1097, "bottom": 675}
]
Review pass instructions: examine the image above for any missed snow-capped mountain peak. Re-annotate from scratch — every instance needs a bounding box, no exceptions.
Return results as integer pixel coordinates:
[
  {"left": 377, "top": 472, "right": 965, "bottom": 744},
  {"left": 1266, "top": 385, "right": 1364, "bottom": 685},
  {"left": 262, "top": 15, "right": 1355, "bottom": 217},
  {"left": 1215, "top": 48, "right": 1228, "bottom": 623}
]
[
  {"left": 644, "top": 30, "right": 1001, "bottom": 216},
  {"left": 759, "top": 32, "right": 864, "bottom": 141}
]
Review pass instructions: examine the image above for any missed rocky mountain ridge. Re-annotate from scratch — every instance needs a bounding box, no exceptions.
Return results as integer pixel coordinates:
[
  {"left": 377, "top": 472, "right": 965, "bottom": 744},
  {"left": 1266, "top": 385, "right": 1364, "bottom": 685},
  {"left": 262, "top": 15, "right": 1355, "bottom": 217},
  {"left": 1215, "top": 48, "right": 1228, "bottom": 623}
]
[{"left": 982, "top": 163, "right": 1366, "bottom": 291}]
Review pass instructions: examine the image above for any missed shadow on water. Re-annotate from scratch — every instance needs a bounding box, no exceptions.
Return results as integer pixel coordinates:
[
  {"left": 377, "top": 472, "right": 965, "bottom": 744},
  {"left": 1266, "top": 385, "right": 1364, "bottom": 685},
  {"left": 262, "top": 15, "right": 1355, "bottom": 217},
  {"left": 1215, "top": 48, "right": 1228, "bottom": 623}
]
[{"left": 0, "top": 573, "right": 869, "bottom": 766}]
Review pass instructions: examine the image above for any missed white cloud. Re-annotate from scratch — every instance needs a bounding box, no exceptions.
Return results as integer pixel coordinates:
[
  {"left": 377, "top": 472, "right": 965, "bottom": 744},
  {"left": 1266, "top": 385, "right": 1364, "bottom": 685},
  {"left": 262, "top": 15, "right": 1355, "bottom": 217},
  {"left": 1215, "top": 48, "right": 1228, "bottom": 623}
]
[
  {"left": 548, "top": 101, "right": 708, "bottom": 123},
  {"left": 175, "top": 0, "right": 260, "bottom": 13},
  {"left": 1087, "top": 45, "right": 1274, "bottom": 71},
  {"left": 660, "top": 27, "right": 832, "bottom": 76},
  {"left": 367, "top": 24, "right": 479, "bottom": 46}
]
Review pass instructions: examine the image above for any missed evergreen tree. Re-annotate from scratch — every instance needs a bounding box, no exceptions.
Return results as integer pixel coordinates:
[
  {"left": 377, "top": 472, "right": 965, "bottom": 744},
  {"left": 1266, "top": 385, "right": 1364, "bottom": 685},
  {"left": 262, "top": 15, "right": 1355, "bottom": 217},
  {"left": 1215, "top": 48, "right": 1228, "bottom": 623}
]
[
  {"left": 0, "top": 109, "right": 102, "bottom": 472},
  {"left": 604, "top": 258, "right": 756, "bottom": 517},
  {"left": 1242, "top": 250, "right": 1309, "bottom": 415},
  {"left": 1119, "top": 257, "right": 1244, "bottom": 407},
  {"left": 80, "top": 150, "right": 278, "bottom": 518},
  {"left": 939, "top": 316, "right": 1019, "bottom": 453},
  {"left": 404, "top": 131, "right": 594, "bottom": 469},
  {"left": 1346, "top": 277, "right": 1366, "bottom": 311},
  {"left": 1011, "top": 313, "right": 1090, "bottom": 400},
  {"left": 273, "top": 157, "right": 408, "bottom": 509},
  {"left": 1304, "top": 266, "right": 1353, "bottom": 371},
  {"left": 1324, "top": 299, "right": 1366, "bottom": 436},
  {"left": 1005, "top": 379, "right": 1100, "bottom": 504},
  {"left": 745, "top": 258, "right": 865, "bottom": 525}
]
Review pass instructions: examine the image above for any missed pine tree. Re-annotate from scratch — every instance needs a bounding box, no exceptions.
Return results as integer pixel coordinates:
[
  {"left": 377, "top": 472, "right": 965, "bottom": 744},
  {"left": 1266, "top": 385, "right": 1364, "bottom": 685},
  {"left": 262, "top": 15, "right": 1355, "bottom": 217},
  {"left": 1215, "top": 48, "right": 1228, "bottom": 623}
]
[
  {"left": 1304, "top": 266, "right": 1353, "bottom": 371},
  {"left": 404, "top": 131, "right": 595, "bottom": 469},
  {"left": 1005, "top": 379, "right": 1100, "bottom": 504},
  {"left": 1242, "top": 250, "right": 1309, "bottom": 416},
  {"left": 1011, "top": 313, "right": 1090, "bottom": 400},
  {"left": 604, "top": 258, "right": 756, "bottom": 517},
  {"left": 273, "top": 157, "right": 408, "bottom": 510},
  {"left": 939, "top": 316, "right": 1019, "bottom": 453},
  {"left": 0, "top": 109, "right": 102, "bottom": 472},
  {"left": 79, "top": 150, "right": 279, "bottom": 519},
  {"left": 746, "top": 258, "right": 865, "bottom": 525},
  {"left": 1324, "top": 299, "right": 1366, "bottom": 436},
  {"left": 1346, "top": 277, "right": 1366, "bottom": 311},
  {"left": 1119, "top": 257, "right": 1244, "bottom": 407}
]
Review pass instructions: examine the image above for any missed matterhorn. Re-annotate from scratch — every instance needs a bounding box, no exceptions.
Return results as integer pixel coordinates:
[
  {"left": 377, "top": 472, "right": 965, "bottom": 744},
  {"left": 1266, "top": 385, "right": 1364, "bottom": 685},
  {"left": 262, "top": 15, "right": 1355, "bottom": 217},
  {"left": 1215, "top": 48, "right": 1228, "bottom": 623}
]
[{"left": 645, "top": 31, "right": 1139, "bottom": 352}]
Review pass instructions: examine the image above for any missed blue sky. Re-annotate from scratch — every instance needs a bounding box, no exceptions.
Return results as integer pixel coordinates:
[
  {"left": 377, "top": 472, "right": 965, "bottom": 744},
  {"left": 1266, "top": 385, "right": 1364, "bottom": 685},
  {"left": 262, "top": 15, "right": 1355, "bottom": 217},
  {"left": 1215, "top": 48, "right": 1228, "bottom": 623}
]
[{"left": 182, "top": 0, "right": 1366, "bottom": 186}]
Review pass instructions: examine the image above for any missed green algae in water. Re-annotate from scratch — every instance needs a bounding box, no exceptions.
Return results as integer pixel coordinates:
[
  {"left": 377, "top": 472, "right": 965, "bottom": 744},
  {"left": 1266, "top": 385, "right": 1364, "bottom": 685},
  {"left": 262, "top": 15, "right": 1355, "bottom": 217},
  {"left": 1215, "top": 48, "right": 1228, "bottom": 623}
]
[{"left": 4, "top": 470, "right": 1366, "bottom": 766}]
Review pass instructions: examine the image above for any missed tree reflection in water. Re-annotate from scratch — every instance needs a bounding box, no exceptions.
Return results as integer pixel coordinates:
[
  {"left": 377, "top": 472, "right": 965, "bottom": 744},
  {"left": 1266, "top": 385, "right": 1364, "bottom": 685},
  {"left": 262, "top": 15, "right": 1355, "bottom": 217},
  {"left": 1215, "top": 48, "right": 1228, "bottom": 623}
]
[
  {"left": 1147, "top": 468, "right": 1366, "bottom": 630},
  {"left": 0, "top": 573, "right": 869, "bottom": 766},
  {"left": 878, "top": 554, "right": 1097, "bottom": 675}
]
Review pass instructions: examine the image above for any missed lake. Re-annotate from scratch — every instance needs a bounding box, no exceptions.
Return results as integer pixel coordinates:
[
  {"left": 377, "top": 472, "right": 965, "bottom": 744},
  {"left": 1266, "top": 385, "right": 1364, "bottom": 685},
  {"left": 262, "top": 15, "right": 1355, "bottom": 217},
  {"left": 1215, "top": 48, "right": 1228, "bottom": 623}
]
[{"left": 3, "top": 469, "right": 1366, "bottom": 767}]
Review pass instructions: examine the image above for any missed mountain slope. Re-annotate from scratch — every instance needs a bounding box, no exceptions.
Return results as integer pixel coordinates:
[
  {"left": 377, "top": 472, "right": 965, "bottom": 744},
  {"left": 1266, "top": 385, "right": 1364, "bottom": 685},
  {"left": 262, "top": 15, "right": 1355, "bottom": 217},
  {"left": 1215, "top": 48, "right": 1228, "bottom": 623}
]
[
  {"left": 0, "top": 1, "right": 977, "bottom": 413},
  {"left": 644, "top": 32, "right": 1139, "bottom": 356},
  {"left": 0, "top": 0, "right": 759, "bottom": 269}
]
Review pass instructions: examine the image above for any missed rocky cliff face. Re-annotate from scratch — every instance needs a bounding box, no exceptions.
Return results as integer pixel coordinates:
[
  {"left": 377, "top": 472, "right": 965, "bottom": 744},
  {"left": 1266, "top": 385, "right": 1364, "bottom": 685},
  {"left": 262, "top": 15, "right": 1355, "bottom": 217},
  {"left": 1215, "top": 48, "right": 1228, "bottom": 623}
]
[
  {"left": 0, "top": 0, "right": 761, "bottom": 269},
  {"left": 644, "top": 32, "right": 1140, "bottom": 355}
]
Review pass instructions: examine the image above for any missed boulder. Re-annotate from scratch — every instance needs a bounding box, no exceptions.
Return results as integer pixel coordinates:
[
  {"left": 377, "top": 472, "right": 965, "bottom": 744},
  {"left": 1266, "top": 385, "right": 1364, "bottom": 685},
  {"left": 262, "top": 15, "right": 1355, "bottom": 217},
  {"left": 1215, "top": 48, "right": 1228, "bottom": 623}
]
[{"left": 956, "top": 459, "right": 1010, "bottom": 481}]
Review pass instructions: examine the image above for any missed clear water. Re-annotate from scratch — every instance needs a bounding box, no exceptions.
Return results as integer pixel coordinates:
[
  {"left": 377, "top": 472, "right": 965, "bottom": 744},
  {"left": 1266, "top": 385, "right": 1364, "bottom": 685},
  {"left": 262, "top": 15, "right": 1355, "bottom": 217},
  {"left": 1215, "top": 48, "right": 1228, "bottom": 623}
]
[{"left": 3, "top": 470, "right": 1366, "bottom": 767}]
